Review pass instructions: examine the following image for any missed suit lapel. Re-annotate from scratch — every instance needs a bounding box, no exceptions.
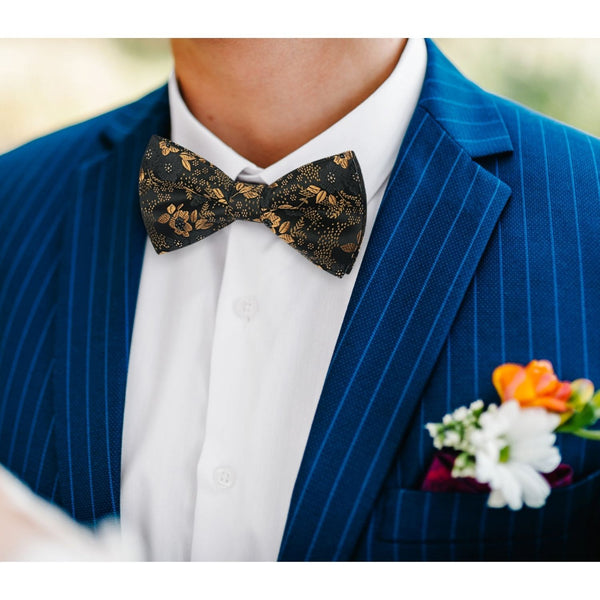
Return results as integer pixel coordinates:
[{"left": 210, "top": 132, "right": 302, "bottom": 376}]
[
  {"left": 52, "top": 88, "right": 170, "bottom": 522},
  {"left": 279, "top": 41, "right": 514, "bottom": 561}
]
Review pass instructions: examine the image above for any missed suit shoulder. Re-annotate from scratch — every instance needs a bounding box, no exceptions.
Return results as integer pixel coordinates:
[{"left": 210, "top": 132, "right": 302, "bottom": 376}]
[
  {"left": 470, "top": 90, "right": 600, "bottom": 200},
  {"left": 0, "top": 85, "right": 169, "bottom": 180},
  {"left": 0, "top": 84, "right": 169, "bottom": 238},
  {"left": 492, "top": 91, "right": 600, "bottom": 159},
  {"left": 471, "top": 90, "right": 600, "bottom": 240}
]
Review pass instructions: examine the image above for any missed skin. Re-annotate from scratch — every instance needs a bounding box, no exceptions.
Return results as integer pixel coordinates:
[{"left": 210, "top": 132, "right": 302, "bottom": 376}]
[
  {"left": 0, "top": 466, "right": 100, "bottom": 559},
  {"left": 170, "top": 38, "right": 407, "bottom": 167}
]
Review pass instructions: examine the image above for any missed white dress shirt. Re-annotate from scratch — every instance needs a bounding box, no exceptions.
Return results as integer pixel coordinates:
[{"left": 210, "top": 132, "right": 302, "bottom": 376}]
[{"left": 120, "top": 38, "right": 427, "bottom": 561}]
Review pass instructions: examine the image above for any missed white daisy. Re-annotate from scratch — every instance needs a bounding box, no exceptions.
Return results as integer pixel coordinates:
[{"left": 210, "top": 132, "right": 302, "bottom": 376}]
[{"left": 470, "top": 400, "right": 561, "bottom": 510}]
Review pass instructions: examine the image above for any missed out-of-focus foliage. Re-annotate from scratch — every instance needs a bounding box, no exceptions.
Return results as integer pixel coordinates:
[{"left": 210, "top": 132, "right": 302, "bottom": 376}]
[
  {"left": 1, "top": 39, "right": 599, "bottom": 154},
  {"left": 0, "top": 39, "right": 172, "bottom": 153}
]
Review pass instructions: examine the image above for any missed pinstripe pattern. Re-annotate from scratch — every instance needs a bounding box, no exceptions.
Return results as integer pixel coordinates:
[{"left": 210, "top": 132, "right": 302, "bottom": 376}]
[
  {"left": 52, "top": 97, "right": 169, "bottom": 523},
  {"left": 2, "top": 40, "right": 600, "bottom": 560},
  {"left": 540, "top": 119, "right": 562, "bottom": 369},
  {"left": 564, "top": 130, "right": 589, "bottom": 376},
  {"left": 6, "top": 306, "right": 56, "bottom": 466},
  {"left": 279, "top": 102, "right": 511, "bottom": 559},
  {"left": 0, "top": 87, "right": 169, "bottom": 519},
  {"left": 516, "top": 111, "right": 534, "bottom": 358},
  {"left": 279, "top": 40, "right": 600, "bottom": 560},
  {"left": 21, "top": 360, "right": 54, "bottom": 476},
  {"left": 35, "top": 416, "right": 55, "bottom": 493},
  {"left": 0, "top": 126, "right": 72, "bottom": 503},
  {"left": 0, "top": 254, "right": 59, "bottom": 435}
]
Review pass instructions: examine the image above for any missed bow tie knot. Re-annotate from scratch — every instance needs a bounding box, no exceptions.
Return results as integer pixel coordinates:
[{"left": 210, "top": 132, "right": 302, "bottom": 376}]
[
  {"left": 139, "top": 135, "right": 367, "bottom": 277},
  {"left": 227, "top": 181, "right": 269, "bottom": 222}
]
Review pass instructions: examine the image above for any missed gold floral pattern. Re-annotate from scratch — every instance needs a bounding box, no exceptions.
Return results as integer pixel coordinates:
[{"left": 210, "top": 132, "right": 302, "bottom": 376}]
[
  {"left": 159, "top": 139, "right": 178, "bottom": 155},
  {"left": 139, "top": 135, "right": 367, "bottom": 277},
  {"left": 333, "top": 151, "right": 353, "bottom": 169},
  {"left": 157, "top": 203, "right": 193, "bottom": 237}
]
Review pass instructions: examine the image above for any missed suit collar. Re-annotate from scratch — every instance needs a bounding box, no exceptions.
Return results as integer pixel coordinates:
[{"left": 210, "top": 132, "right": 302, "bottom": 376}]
[
  {"left": 279, "top": 40, "right": 514, "bottom": 560},
  {"left": 420, "top": 39, "right": 513, "bottom": 158},
  {"left": 101, "top": 86, "right": 170, "bottom": 149}
]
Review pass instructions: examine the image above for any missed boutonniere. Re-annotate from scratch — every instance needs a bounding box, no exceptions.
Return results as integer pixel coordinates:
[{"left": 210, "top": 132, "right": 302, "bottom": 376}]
[{"left": 423, "top": 360, "right": 600, "bottom": 510}]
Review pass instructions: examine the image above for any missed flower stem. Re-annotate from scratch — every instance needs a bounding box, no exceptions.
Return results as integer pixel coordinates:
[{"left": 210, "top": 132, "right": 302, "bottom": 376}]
[{"left": 572, "top": 428, "right": 600, "bottom": 440}]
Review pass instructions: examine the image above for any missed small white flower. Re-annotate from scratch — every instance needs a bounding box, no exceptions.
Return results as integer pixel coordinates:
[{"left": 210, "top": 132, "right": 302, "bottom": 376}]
[
  {"left": 425, "top": 423, "right": 439, "bottom": 438},
  {"left": 470, "top": 400, "right": 561, "bottom": 510},
  {"left": 443, "top": 430, "right": 461, "bottom": 447},
  {"left": 470, "top": 399, "right": 484, "bottom": 411},
  {"left": 452, "top": 406, "right": 468, "bottom": 421}
]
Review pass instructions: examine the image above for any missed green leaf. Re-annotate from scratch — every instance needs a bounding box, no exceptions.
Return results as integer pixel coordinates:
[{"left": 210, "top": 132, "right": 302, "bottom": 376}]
[
  {"left": 499, "top": 445, "right": 511, "bottom": 463},
  {"left": 572, "top": 428, "right": 600, "bottom": 441},
  {"left": 568, "top": 379, "right": 594, "bottom": 411},
  {"left": 557, "top": 402, "right": 598, "bottom": 433}
]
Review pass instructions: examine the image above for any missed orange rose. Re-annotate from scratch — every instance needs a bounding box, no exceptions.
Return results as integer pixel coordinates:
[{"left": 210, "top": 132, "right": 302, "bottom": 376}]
[{"left": 492, "top": 360, "right": 572, "bottom": 413}]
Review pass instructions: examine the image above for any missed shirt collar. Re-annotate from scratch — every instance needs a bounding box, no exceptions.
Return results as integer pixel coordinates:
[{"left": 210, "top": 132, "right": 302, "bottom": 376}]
[{"left": 168, "top": 38, "right": 427, "bottom": 203}]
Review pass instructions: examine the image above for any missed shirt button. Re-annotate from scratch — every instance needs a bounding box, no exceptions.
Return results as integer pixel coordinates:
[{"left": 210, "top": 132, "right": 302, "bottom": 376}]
[
  {"left": 214, "top": 467, "right": 236, "bottom": 488},
  {"left": 233, "top": 296, "right": 259, "bottom": 321}
]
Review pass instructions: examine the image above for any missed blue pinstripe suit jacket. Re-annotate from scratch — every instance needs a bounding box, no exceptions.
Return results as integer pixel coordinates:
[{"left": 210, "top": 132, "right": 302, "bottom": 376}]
[{"left": 2, "top": 40, "right": 600, "bottom": 560}]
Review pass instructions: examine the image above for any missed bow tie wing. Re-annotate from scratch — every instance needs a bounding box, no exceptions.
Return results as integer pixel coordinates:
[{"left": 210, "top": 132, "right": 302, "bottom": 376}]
[
  {"left": 139, "top": 135, "right": 236, "bottom": 253},
  {"left": 267, "top": 152, "right": 367, "bottom": 277},
  {"left": 139, "top": 137, "right": 367, "bottom": 277}
]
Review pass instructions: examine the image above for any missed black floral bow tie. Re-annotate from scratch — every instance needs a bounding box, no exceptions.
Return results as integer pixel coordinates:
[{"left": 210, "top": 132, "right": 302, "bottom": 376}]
[{"left": 138, "top": 135, "right": 367, "bottom": 277}]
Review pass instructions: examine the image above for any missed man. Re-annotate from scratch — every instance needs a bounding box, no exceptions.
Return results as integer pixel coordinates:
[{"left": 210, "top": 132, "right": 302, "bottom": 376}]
[{"left": 1, "top": 38, "right": 599, "bottom": 561}]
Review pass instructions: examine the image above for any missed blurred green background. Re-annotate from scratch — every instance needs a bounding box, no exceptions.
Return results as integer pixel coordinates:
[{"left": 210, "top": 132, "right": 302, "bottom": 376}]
[{"left": 2, "top": 38, "right": 600, "bottom": 154}]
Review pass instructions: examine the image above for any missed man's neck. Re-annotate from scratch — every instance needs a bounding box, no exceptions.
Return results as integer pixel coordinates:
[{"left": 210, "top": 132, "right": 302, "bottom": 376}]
[{"left": 170, "top": 38, "right": 407, "bottom": 168}]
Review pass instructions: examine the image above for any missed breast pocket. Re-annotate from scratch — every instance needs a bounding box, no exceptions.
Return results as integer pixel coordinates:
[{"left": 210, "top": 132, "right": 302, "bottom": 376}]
[{"left": 371, "top": 469, "right": 600, "bottom": 560}]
